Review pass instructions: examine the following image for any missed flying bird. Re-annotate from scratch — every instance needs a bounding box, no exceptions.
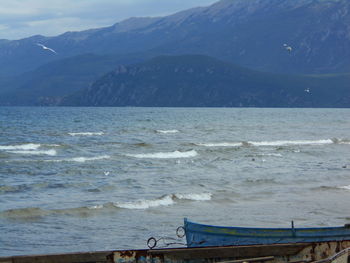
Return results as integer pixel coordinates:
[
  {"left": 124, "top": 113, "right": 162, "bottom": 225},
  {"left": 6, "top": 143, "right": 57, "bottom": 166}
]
[
  {"left": 283, "top": 43, "right": 292, "bottom": 52},
  {"left": 104, "top": 171, "right": 110, "bottom": 176},
  {"left": 36, "top": 43, "right": 57, "bottom": 54},
  {"left": 304, "top": 88, "right": 311, "bottom": 93}
]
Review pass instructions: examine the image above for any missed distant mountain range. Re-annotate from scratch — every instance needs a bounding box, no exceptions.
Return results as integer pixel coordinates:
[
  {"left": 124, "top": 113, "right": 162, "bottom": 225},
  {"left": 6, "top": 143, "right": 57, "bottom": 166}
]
[
  {"left": 0, "top": 0, "right": 349, "bottom": 107},
  {"left": 61, "top": 55, "right": 350, "bottom": 107}
]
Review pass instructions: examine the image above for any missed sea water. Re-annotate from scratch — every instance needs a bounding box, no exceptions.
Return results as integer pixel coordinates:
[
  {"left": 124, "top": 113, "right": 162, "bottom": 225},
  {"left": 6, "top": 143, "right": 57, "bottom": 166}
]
[{"left": 0, "top": 107, "right": 349, "bottom": 256}]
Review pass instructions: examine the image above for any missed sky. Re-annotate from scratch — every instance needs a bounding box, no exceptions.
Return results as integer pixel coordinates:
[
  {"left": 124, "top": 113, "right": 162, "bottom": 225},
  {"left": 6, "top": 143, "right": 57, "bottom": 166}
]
[{"left": 0, "top": 0, "right": 218, "bottom": 40}]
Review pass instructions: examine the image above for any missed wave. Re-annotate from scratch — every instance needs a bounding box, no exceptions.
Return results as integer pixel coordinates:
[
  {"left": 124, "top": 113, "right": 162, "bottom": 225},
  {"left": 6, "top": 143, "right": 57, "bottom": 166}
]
[
  {"left": 0, "top": 143, "right": 41, "bottom": 151},
  {"left": 68, "top": 132, "right": 104, "bottom": 136},
  {"left": 196, "top": 139, "right": 345, "bottom": 148},
  {"left": 312, "top": 185, "right": 350, "bottom": 192},
  {"left": 259, "top": 153, "right": 283, "bottom": 157},
  {"left": 8, "top": 149, "right": 57, "bottom": 156},
  {"left": 114, "top": 195, "right": 174, "bottom": 209},
  {"left": 69, "top": 155, "right": 110, "bottom": 163},
  {"left": 173, "top": 193, "right": 212, "bottom": 201},
  {"left": 0, "top": 192, "right": 212, "bottom": 219},
  {"left": 126, "top": 150, "right": 197, "bottom": 159},
  {"left": 156, "top": 130, "right": 179, "bottom": 134},
  {"left": 113, "top": 192, "right": 212, "bottom": 209},
  {"left": 196, "top": 142, "right": 243, "bottom": 147},
  {"left": 338, "top": 185, "right": 350, "bottom": 190},
  {"left": 45, "top": 155, "right": 111, "bottom": 163}
]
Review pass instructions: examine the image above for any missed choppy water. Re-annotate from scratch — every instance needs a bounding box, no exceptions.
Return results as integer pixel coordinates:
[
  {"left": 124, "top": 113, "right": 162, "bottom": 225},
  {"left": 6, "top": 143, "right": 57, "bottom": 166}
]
[{"left": 0, "top": 107, "right": 350, "bottom": 256}]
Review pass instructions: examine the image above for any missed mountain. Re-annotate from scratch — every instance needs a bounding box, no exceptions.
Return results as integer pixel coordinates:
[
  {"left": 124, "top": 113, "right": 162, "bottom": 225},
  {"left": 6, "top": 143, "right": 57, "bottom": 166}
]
[
  {"left": 61, "top": 55, "right": 350, "bottom": 107},
  {"left": 0, "top": 52, "right": 157, "bottom": 106},
  {"left": 0, "top": 0, "right": 349, "bottom": 77}
]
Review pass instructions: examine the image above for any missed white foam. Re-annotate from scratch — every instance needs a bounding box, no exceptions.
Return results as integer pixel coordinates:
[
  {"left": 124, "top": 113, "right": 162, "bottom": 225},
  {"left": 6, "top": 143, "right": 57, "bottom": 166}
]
[
  {"left": 88, "top": 205, "right": 104, "bottom": 210},
  {"left": 126, "top": 150, "right": 198, "bottom": 159},
  {"left": 0, "top": 143, "right": 41, "bottom": 150},
  {"left": 114, "top": 195, "right": 174, "bottom": 209},
  {"left": 197, "top": 139, "right": 334, "bottom": 147},
  {"left": 338, "top": 185, "right": 350, "bottom": 190},
  {"left": 69, "top": 155, "right": 111, "bottom": 163},
  {"left": 8, "top": 149, "right": 57, "bottom": 156},
  {"left": 68, "top": 132, "right": 104, "bottom": 136},
  {"left": 44, "top": 155, "right": 111, "bottom": 163},
  {"left": 156, "top": 130, "right": 179, "bottom": 134},
  {"left": 249, "top": 139, "right": 333, "bottom": 146},
  {"left": 196, "top": 142, "right": 243, "bottom": 147},
  {"left": 174, "top": 193, "right": 212, "bottom": 201}
]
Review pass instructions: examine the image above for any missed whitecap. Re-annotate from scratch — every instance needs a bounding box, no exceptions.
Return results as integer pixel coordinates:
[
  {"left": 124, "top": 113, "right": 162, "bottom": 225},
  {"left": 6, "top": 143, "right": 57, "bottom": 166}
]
[
  {"left": 8, "top": 149, "right": 57, "bottom": 156},
  {"left": 174, "top": 193, "right": 212, "bottom": 201},
  {"left": 46, "top": 144, "right": 61, "bottom": 147},
  {"left": 338, "top": 185, "right": 350, "bottom": 190},
  {"left": 69, "top": 155, "right": 111, "bottom": 163},
  {"left": 0, "top": 143, "right": 41, "bottom": 151},
  {"left": 197, "top": 139, "right": 334, "bottom": 148},
  {"left": 44, "top": 155, "right": 111, "bottom": 163},
  {"left": 156, "top": 130, "right": 179, "bottom": 134},
  {"left": 88, "top": 205, "right": 104, "bottom": 210},
  {"left": 126, "top": 150, "right": 197, "bottom": 159},
  {"left": 114, "top": 195, "right": 174, "bottom": 209},
  {"left": 196, "top": 142, "right": 243, "bottom": 147},
  {"left": 68, "top": 132, "right": 104, "bottom": 136},
  {"left": 248, "top": 139, "right": 333, "bottom": 147}
]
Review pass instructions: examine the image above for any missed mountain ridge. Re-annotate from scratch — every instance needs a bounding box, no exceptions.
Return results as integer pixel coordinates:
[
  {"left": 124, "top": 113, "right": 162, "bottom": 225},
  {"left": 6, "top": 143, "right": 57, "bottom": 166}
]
[
  {"left": 61, "top": 54, "right": 350, "bottom": 108},
  {"left": 0, "top": 0, "right": 349, "bottom": 76}
]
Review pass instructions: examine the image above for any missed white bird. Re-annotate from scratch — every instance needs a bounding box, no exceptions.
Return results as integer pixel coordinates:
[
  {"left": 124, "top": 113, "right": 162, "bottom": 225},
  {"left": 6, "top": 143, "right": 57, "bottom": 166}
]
[
  {"left": 283, "top": 43, "right": 292, "bottom": 52},
  {"left": 36, "top": 43, "right": 57, "bottom": 54},
  {"left": 304, "top": 88, "right": 310, "bottom": 93},
  {"left": 104, "top": 171, "right": 110, "bottom": 176}
]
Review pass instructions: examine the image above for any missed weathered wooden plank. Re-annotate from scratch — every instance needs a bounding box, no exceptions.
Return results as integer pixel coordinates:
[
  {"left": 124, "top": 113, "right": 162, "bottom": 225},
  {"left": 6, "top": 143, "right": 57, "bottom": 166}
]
[
  {"left": 0, "top": 251, "right": 112, "bottom": 263},
  {"left": 148, "top": 243, "right": 309, "bottom": 260}
]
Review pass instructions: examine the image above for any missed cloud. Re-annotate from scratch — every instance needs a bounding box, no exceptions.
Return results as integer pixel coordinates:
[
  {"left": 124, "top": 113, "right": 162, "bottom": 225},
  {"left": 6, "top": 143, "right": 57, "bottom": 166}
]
[{"left": 0, "top": 0, "right": 217, "bottom": 40}]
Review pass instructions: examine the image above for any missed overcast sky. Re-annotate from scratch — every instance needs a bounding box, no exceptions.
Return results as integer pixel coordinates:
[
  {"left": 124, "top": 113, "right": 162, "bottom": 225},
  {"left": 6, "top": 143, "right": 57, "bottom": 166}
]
[{"left": 0, "top": 0, "right": 219, "bottom": 40}]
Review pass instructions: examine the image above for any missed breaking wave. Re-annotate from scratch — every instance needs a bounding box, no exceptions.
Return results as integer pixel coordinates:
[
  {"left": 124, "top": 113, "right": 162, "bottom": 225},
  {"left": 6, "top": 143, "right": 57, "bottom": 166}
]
[
  {"left": 126, "top": 150, "right": 197, "bottom": 159},
  {"left": 68, "top": 132, "right": 104, "bottom": 136},
  {"left": 46, "top": 155, "right": 111, "bottom": 163},
  {"left": 113, "top": 192, "right": 212, "bottom": 209},
  {"left": 173, "top": 193, "right": 212, "bottom": 201},
  {"left": 338, "top": 185, "right": 350, "bottom": 190},
  {"left": 114, "top": 195, "right": 174, "bottom": 209},
  {"left": 156, "top": 130, "right": 179, "bottom": 134},
  {"left": 0, "top": 143, "right": 41, "bottom": 151},
  {"left": 8, "top": 149, "right": 57, "bottom": 156},
  {"left": 196, "top": 139, "right": 347, "bottom": 147},
  {"left": 69, "top": 155, "right": 110, "bottom": 163},
  {"left": 0, "top": 192, "right": 212, "bottom": 218}
]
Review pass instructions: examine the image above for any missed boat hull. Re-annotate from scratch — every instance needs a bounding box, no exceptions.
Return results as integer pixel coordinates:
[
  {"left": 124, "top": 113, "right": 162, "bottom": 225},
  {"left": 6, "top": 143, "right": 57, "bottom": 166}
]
[{"left": 184, "top": 218, "right": 350, "bottom": 247}]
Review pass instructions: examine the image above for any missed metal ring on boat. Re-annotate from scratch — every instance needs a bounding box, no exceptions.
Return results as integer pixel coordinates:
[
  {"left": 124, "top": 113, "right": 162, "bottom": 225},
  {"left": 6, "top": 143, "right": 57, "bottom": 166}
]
[
  {"left": 176, "top": 226, "right": 185, "bottom": 238},
  {"left": 147, "top": 237, "right": 157, "bottom": 249}
]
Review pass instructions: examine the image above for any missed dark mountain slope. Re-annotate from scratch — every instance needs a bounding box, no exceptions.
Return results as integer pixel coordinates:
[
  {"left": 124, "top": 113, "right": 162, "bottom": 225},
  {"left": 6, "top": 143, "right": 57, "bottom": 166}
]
[
  {"left": 62, "top": 55, "right": 350, "bottom": 108},
  {"left": 0, "top": 0, "right": 349, "bottom": 76},
  {"left": 0, "top": 53, "right": 154, "bottom": 106}
]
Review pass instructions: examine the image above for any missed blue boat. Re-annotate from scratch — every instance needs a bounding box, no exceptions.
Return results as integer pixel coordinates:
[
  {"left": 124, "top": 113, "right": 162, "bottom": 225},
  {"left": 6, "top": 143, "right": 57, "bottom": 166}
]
[{"left": 184, "top": 218, "right": 350, "bottom": 247}]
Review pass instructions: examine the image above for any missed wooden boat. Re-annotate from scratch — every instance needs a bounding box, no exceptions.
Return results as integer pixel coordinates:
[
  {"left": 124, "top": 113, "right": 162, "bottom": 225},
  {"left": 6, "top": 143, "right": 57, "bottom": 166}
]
[
  {"left": 184, "top": 218, "right": 350, "bottom": 247},
  {"left": 2, "top": 220, "right": 350, "bottom": 263}
]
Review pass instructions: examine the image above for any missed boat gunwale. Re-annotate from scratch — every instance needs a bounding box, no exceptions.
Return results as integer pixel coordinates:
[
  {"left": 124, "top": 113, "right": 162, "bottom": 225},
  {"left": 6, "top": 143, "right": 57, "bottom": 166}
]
[{"left": 185, "top": 218, "right": 350, "bottom": 232}]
